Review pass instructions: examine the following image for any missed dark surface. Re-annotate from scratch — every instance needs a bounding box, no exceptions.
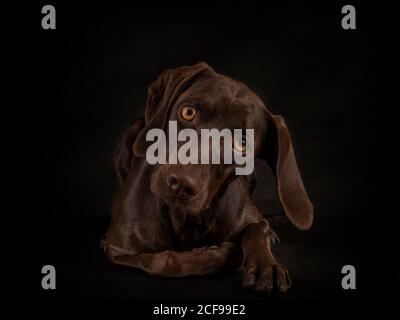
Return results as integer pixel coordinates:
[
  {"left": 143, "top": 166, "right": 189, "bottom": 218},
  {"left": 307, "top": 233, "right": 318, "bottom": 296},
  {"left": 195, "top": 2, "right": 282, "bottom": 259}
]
[
  {"left": 15, "top": 216, "right": 396, "bottom": 300},
  {"left": 5, "top": 3, "right": 397, "bottom": 301}
]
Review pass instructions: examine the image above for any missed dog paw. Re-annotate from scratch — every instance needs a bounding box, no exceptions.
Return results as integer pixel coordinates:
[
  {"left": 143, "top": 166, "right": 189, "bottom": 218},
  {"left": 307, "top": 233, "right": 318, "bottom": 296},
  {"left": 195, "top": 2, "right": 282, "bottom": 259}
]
[
  {"left": 242, "top": 258, "right": 291, "bottom": 293},
  {"left": 216, "top": 241, "right": 236, "bottom": 250},
  {"left": 192, "top": 242, "right": 235, "bottom": 253},
  {"left": 267, "top": 228, "right": 280, "bottom": 244}
]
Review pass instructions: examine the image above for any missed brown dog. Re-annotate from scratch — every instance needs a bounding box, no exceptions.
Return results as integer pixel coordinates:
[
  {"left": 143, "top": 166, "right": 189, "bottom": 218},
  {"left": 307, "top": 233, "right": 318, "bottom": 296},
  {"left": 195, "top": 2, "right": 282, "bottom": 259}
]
[{"left": 102, "top": 62, "right": 313, "bottom": 293}]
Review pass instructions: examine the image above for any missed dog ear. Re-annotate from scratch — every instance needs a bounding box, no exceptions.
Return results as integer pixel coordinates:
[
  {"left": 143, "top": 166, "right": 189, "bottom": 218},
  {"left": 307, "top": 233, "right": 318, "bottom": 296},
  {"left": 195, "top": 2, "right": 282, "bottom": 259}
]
[
  {"left": 114, "top": 117, "right": 145, "bottom": 184},
  {"left": 133, "top": 62, "right": 212, "bottom": 156},
  {"left": 259, "top": 112, "right": 313, "bottom": 230}
]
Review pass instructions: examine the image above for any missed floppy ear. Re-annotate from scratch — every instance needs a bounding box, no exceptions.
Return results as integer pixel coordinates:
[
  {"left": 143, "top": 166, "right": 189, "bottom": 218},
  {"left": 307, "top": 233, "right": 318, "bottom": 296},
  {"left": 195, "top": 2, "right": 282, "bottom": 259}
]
[
  {"left": 133, "top": 62, "right": 212, "bottom": 156},
  {"left": 114, "top": 117, "right": 145, "bottom": 184},
  {"left": 260, "top": 112, "right": 313, "bottom": 230}
]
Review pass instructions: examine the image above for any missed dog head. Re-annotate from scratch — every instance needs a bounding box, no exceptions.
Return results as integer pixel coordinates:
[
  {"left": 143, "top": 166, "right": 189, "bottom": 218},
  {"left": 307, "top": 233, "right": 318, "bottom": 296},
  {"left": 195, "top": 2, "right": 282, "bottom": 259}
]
[{"left": 117, "top": 63, "right": 313, "bottom": 230}]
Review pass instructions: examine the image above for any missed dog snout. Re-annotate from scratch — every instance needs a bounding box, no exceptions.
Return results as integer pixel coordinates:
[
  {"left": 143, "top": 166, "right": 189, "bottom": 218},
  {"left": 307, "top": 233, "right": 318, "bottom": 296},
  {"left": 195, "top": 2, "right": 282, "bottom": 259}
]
[{"left": 167, "top": 173, "right": 198, "bottom": 198}]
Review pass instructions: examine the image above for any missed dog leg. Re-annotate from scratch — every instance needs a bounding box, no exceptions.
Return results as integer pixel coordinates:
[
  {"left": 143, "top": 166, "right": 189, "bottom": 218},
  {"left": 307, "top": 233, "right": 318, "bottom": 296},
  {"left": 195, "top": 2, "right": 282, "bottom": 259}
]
[
  {"left": 109, "top": 242, "right": 239, "bottom": 277},
  {"left": 241, "top": 220, "right": 291, "bottom": 292}
]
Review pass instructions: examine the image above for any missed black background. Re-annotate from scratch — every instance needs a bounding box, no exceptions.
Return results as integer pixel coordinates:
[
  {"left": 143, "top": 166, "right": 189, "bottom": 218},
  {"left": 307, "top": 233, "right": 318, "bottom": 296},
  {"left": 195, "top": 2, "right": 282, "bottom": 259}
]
[{"left": 6, "top": 2, "right": 397, "bottom": 303}]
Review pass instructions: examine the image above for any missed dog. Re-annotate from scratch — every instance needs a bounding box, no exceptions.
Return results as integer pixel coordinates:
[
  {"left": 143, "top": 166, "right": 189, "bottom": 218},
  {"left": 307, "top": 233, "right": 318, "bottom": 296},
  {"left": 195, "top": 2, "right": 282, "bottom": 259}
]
[{"left": 102, "top": 62, "right": 313, "bottom": 293}]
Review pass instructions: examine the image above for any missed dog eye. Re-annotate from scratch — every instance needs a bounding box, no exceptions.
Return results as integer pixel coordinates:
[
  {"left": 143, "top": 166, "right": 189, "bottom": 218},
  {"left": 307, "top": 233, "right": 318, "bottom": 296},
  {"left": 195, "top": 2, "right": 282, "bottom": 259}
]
[
  {"left": 234, "top": 137, "right": 247, "bottom": 155},
  {"left": 179, "top": 105, "right": 196, "bottom": 121}
]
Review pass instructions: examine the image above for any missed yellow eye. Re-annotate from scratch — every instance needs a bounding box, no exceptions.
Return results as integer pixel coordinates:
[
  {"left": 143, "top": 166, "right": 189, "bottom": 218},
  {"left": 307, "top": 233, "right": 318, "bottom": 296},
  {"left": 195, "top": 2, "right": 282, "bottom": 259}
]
[
  {"left": 180, "top": 105, "right": 196, "bottom": 121},
  {"left": 234, "top": 137, "right": 247, "bottom": 155}
]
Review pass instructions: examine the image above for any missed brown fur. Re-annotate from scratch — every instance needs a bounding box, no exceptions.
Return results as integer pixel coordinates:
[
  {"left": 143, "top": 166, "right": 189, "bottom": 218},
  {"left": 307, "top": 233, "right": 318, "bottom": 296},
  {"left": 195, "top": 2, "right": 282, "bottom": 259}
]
[{"left": 102, "top": 62, "right": 313, "bottom": 292}]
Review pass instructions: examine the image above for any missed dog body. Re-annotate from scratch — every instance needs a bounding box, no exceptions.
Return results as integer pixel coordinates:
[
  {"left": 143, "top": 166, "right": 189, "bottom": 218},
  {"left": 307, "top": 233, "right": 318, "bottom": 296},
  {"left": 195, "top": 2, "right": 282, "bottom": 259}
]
[{"left": 102, "top": 63, "right": 313, "bottom": 292}]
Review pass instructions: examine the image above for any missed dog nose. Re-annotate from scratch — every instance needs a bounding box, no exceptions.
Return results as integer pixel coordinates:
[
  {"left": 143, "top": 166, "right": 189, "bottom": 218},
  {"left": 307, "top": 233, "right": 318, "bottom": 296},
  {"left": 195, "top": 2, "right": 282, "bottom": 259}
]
[
  {"left": 168, "top": 174, "right": 180, "bottom": 191},
  {"left": 167, "top": 173, "right": 197, "bottom": 197}
]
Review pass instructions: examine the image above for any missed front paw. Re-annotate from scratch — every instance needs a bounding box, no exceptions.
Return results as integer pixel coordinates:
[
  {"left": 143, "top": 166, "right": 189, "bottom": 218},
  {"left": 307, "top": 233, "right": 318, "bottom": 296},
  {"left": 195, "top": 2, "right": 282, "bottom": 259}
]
[
  {"left": 242, "top": 257, "right": 291, "bottom": 293},
  {"left": 267, "top": 228, "right": 280, "bottom": 244}
]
